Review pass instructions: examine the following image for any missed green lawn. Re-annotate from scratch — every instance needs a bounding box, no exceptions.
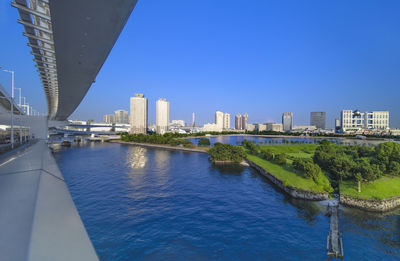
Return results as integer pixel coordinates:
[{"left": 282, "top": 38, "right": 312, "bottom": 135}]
[
  {"left": 257, "top": 144, "right": 317, "bottom": 161},
  {"left": 340, "top": 176, "right": 400, "bottom": 200},
  {"left": 246, "top": 154, "right": 331, "bottom": 193}
]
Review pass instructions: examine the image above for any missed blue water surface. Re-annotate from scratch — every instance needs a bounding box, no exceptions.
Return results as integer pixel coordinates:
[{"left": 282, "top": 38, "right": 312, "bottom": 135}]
[{"left": 53, "top": 143, "right": 400, "bottom": 260}]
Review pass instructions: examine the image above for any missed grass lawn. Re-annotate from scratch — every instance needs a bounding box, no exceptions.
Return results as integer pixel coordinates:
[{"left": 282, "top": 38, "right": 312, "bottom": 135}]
[
  {"left": 340, "top": 176, "right": 400, "bottom": 200},
  {"left": 257, "top": 144, "right": 318, "bottom": 161},
  {"left": 246, "top": 153, "right": 331, "bottom": 193}
]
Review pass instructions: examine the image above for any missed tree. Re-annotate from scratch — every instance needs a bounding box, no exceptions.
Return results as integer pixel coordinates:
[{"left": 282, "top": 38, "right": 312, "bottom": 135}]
[
  {"left": 389, "top": 161, "right": 400, "bottom": 176},
  {"left": 275, "top": 153, "right": 287, "bottom": 165},
  {"left": 198, "top": 138, "right": 211, "bottom": 146},
  {"left": 355, "top": 172, "right": 362, "bottom": 193}
]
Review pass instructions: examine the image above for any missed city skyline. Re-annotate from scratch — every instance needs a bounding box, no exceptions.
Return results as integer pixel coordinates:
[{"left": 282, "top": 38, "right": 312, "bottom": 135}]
[{"left": 1, "top": 1, "right": 400, "bottom": 128}]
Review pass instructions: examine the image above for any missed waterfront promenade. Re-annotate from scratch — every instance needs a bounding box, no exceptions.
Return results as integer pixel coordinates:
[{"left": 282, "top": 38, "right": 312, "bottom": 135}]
[{"left": 0, "top": 141, "right": 98, "bottom": 261}]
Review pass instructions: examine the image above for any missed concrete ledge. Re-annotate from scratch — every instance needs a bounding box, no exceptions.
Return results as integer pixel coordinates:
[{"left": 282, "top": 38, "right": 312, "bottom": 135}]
[{"left": 0, "top": 141, "right": 98, "bottom": 261}]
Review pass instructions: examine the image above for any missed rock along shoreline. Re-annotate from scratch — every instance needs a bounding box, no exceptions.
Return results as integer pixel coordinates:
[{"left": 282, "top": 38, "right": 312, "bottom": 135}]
[
  {"left": 247, "top": 161, "right": 329, "bottom": 201},
  {"left": 340, "top": 194, "right": 400, "bottom": 212}
]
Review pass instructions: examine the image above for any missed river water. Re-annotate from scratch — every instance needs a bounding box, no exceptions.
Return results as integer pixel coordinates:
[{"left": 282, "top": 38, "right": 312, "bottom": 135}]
[{"left": 53, "top": 142, "right": 400, "bottom": 260}]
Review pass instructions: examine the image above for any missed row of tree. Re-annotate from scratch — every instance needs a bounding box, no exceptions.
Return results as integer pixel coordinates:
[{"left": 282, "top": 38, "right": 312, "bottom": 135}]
[{"left": 120, "top": 133, "right": 195, "bottom": 148}]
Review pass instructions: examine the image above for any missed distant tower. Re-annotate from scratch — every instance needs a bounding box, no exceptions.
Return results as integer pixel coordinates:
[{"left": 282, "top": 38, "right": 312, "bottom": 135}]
[
  {"left": 223, "top": 113, "right": 230, "bottom": 130},
  {"left": 242, "top": 113, "right": 248, "bottom": 130},
  {"left": 282, "top": 112, "right": 293, "bottom": 131},
  {"left": 130, "top": 94, "right": 148, "bottom": 134},
  {"left": 192, "top": 112, "right": 195, "bottom": 127},
  {"left": 235, "top": 114, "right": 241, "bottom": 130},
  {"left": 156, "top": 98, "right": 170, "bottom": 134},
  {"left": 310, "top": 112, "right": 326, "bottom": 129},
  {"left": 215, "top": 111, "right": 224, "bottom": 130}
]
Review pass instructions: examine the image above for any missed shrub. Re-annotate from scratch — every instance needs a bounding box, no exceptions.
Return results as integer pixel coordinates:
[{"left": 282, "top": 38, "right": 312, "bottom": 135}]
[
  {"left": 275, "top": 153, "right": 286, "bottom": 165},
  {"left": 198, "top": 138, "right": 211, "bottom": 146},
  {"left": 261, "top": 149, "right": 274, "bottom": 160}
]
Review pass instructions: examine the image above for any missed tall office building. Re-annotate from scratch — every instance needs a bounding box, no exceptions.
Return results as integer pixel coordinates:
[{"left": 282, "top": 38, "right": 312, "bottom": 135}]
[
  {"left": 340, "top": 110, "right": 389, "bottom": 131},
  {"left": 335, "top": 118, "right": 341, "bottom": 133},
  {"left": 215, "top": 111, "right": 224, "bottom": 130},
  {"left": 130, "top": 94, "right": 148, "bottom": 134},
  {"left": 282, "top": 112, "right": 293, "bottom": 131},
  {"left": 114, "top": 110, "right": 129, "bottom": 124},
  {"left": 235, "top": 114, "right": 241, "bottom": 130},
  {"left": 192, "top": 112, "right": 195, "bottom": 127},
  {"left": 310, "top": 112, "right": 326, "bottom": 129},
  {"left": 223, "top": 113, "right": 230, "bottom": 130},
  {"left": 103, "top": 114, "right": 115, "bottom": 124},
  {"left": 156, "top": 98, "right": 170, "bottom": 134},
  {"left": 242, "top": 113, "right": 248, "bottom": 130}
]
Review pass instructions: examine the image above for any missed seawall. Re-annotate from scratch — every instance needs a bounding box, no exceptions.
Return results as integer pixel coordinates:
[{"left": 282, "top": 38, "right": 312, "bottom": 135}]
[
  {"left": 110, "top": 140, "right": 209, "bottom": 153},
  {"left": 340, "top": 194, "right": 400, "bottom": 212},
  {"left": 247, "top": 161, "right": 329, "bottom": 201}
]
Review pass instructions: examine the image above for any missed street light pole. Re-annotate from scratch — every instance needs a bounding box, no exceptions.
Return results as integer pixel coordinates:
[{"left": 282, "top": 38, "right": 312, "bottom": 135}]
[
  {"left": 14, "top": 87, "right": 23, "bottom": 143},
  {"left": 3, "top": 69, "right": 15, "bottom": 149}
]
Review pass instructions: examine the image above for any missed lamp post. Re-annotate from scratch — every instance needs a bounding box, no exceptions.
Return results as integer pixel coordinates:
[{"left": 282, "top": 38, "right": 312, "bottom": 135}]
[
  {"left": 2, "top": 69, "right": 15, "bottom": 149},
  {"left": 14, "top": 87, "right": 23, "bottom": 143}
]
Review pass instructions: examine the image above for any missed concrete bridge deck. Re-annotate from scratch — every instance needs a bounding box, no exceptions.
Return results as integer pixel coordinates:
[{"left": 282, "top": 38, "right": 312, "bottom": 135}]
[{"left": 0, "top": 141, "right": 98, "bottom": 261}]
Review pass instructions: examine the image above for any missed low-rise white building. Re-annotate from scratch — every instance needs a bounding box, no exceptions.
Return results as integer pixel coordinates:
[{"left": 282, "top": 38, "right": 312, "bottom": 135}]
[
  {"left": 202, "top": 123, "right": 221, "bottom": 132},
  {"left": 266, "top": 123, "right": 283, "bottom": 132},
  {"left": 341, "top": 110, "right": 389, "bottom": 133}
]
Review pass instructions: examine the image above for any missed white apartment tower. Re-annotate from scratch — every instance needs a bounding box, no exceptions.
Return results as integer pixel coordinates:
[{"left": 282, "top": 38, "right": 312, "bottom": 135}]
[
  {"left": 242, "top": 113, "right": 249, "bottom": 130},
  {"left": 223, "top": 113, "right": 230, "bottom": 130},
  {"left": 341, "top": 110, "right": 389, "bottom": 131},
  {"left": 130, "top": 94, "right": 148, "bottom": 134},
  {"left": 215, "top": 111, "right": 224, "bottom": 130},
  {"left": 235, "top": 114, "right": 241, "bottom": 130},
  {"left": 156, "top": 98, "right": 170, "bottom": 134},
  {"left": 114, "top": 110, "right": 129, "bottom": 124}
]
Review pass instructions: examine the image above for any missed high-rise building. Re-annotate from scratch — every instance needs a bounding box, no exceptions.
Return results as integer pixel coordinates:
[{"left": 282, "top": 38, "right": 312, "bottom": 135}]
[
  {"left": 130, "top": 94, "right": 148, "bottom": 134},
  {"left": 114, "top": 110, "right": 129, "bottom": 124},
  {"left": 340, "top": 110, "right": 389, "bottom": 132},
  {"left": 156, "top": 98, "right": 170, "bottom": 134},
  {"left": 282, "top": 112, "right": 293, "bottom": 131},
  {"left": 223, "top": 113, "right": 230, "bottom": 130},
  {"left": 192, "top": 112, "right": 195, "bottom": 127},
  {"left": 104, "top": 114, "right": 115, "bottom": 124},
  {"left": 215, "top": 111, "right": 224, "bottom": 130},
  {"left": 242, "top": 113, "right": 249, "bottom": 130},
  {"left": 310, "top": 112, "right": 326, "bottom": 129},
  {"left": 235, "top": 114, "right": 241, "bottom": 130},
  {"left": 335, "top": 118, "right": 341, "bottom": 133}
]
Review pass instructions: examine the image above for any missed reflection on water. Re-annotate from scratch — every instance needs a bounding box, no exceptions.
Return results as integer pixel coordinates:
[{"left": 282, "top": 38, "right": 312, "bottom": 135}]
[
  {"left": 341, "top": 207, "right": 400, "bottom": 252},
  {"left": 154, "top": 149, "right": 171, "bottom": 170},
  {"left": 211, "top": 162, "right": 246, "bottom": 175},
  {"left": 126, "top": 146, "right": 147, "bottom": 168}
]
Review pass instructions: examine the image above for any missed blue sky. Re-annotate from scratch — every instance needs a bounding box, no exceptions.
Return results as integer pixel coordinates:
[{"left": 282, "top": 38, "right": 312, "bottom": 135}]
[{"left": 1, "top": 0, "right": 399, "bottom": 128}]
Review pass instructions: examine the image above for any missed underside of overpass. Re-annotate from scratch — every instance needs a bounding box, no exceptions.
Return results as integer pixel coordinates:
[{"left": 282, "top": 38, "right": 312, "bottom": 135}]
[{"left": 13, "top": 0, "right": 138, "bottom": 121}]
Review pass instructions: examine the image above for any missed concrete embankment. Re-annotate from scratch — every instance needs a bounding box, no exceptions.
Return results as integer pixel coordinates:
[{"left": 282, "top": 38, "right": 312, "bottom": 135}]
[
  {"left": 247, "top": 161, "right": 329, "bottom": 200},
  {"left": 340, "top": 194, "right": 400, "bottom": 212},
  {"left": 110, "top": 140, "right": 209, "bottom": 153}
]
